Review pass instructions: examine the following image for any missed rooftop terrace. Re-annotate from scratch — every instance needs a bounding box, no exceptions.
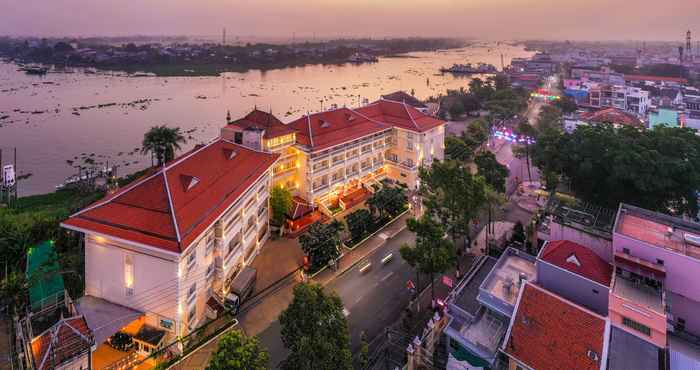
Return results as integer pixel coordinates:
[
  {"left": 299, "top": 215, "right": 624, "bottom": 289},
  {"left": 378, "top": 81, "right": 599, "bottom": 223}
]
[
  {"left": 616, "top": 204, "right": 700, "bottom": 261},
  {"left": 612, "top": 270, "right": 665, "bottom": 314},
  {"left": 542, "top": 197, "right": 616, "bottom": 240},
  {"left": 478, "top": 248, "right": 536, "bottom": 317}
]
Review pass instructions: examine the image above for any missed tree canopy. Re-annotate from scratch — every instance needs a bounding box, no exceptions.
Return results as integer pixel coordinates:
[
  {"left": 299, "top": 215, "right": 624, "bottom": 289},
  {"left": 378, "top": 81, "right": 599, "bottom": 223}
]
[
  {"left": 141, "top": 125, "right": 187, "bottom": 166},
  {"left": 270, "top": 186, "right": 293, "bottom": 226},
  {"left": 366, "top": 186, "right": 407, "bottom": 221},
  {"left": 400, "top": 215, "right": 456, "bottom": 302},
  {"left": 299, "top": 221, "right": 343, "bottom": 271},
  {"left": 532, "top": 124, "right": 700, "bottom": 216},
  {"left": 419, "top": 160, "right": 488, "bottom": 248},
  {"left": 279, "top": 283, "right": 352, "bottom": 370},
  {"left": 475, "top": 152, "right": 510, "bottom": 193},
  {"left": 207, "top": 330, "right": 269, "bottom": 370}
]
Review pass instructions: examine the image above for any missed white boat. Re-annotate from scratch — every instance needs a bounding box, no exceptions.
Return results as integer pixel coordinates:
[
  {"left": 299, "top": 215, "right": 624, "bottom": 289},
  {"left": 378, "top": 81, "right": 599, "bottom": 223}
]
[
  {"left": 55, "top": 167, "right": 113, "bottom": 190},
  {"left": 440, "top": 63, "right": 497, "bottom": 74}
]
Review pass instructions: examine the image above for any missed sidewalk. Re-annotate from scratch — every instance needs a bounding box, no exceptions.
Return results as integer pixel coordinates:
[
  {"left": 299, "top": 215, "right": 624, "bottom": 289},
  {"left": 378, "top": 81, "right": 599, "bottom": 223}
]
[{"left": 313, "top": 211, "right": 411, "bottom": 286}]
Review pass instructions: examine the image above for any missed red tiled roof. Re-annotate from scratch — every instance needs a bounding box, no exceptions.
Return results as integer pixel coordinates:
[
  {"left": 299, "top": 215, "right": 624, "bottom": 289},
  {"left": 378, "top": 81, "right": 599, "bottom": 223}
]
[
  {"left": 288, "top": 100, "right": 445, "bottom": 151},
  {"left": 381, "top": 91, "right": 427, "bottom": 109},
  {"left": 504, "top": 283, "right": 606, "bottom": 370},
  {"left": 31, "top": 316, "right": 93, "bottom": 370},
  {"left": 62, "top": 139, "right": 279, "bottom": 254},
  {"left": 357, "top": 99, "right": 444, "bottom": 133},
  {"left": 540, "top": 240, "right": 613, "bottom": 286},
  {"left": 288, "top": 107, "right": 389, "bottom": 151},
  {"left": 226, "top": 109, "right": 296, "bottom": 139},
  {"left": 624, "top": 74, "right": 688, "bottom": 84},
  {"left": 580, "top": 107, "right": 644, "bottom": 127}
]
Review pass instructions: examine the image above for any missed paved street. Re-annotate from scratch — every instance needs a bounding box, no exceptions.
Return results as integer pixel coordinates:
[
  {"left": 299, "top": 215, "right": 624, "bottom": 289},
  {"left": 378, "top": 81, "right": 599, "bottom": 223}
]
[{"left": 255, "top": 227, "right": 417, "bottom": 368}]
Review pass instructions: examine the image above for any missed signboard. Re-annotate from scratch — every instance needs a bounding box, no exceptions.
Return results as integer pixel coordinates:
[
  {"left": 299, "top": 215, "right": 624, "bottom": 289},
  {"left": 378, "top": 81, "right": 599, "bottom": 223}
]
[
  {"left": 406, "top": 279, "right": 416, "bottom": 291},
  {"left": 2, "top": 165, "right": 15, "bottom": 188},
  {"left": 442, "top": 275, "right": 453, "bottom": 288}
]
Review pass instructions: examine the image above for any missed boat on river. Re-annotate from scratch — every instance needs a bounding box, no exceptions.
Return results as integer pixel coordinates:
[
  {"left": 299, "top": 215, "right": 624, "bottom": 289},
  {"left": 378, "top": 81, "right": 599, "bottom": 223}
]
[
  {"left": 21, "top": 64, "right": 49, "bottom": 75},
  {"left": 439, "top": 63, "right": 497, "bottom": 74}
]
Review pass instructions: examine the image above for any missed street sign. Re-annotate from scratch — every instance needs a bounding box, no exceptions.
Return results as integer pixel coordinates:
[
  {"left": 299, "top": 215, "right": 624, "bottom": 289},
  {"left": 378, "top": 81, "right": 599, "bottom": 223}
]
[
  {"left": 442, "top": 275, "right": 453, "bottom": 288},
  {"left": 2, "top": 165, "right": 15, "bottom": 188},
  {"left": 406, "top": 279, "right": 416, "bottom": 291}
]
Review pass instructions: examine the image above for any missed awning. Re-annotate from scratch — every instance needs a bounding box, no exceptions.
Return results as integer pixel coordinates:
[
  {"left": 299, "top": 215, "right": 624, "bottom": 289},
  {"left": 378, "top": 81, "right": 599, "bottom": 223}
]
[{"left": 76, "top": 295, "right": 144, "bottom": 345}]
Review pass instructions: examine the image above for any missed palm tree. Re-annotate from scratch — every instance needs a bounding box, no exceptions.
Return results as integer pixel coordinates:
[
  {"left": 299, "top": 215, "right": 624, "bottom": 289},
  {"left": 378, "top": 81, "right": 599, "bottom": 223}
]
[{"left": 141, "top": 125, "right": 187, "bottom": 167}]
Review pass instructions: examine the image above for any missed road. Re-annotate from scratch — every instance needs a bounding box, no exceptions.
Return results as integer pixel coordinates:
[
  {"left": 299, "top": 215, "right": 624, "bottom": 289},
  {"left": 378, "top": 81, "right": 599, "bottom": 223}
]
[{"left": 256, "top": 229, "right": 417, "bottom": 368}]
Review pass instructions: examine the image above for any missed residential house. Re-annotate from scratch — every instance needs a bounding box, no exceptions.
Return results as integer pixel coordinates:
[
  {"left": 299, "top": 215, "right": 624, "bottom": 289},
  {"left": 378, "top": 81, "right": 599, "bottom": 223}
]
[
  {"left": 537, "top": 198, "right": 615, "bottom": 262},
  {"left": 612, "top": 204, "right": 700, "bottom": 346},
  {"left": 578, "top": 107, "right": 645, "bottom": 129},
  {"left": 536, "top": 240, "right": 613, "bottom": 316},
  {"left": 501, "top": 283, "right": 609, "bottom": 370}
]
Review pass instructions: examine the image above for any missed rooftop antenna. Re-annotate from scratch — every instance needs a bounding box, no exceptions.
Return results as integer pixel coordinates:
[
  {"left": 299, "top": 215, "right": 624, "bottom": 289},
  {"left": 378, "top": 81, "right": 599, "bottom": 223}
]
[
  {"left": 222, "top": 27, "right": 226, "bottom": 46},
  {"left": 687, "top": 30, "right": 692, "bottom": 57},
  {"left": 679, "top": 46, "right": 685, "bottom": 64}
]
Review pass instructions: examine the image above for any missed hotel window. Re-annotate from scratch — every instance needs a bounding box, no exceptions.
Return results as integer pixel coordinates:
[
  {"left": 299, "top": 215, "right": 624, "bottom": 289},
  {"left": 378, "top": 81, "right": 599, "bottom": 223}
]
[
  {"left": 407, "top": 140, "right": 414, "bottom": 151},
  {"left": 205, "top": 234, "right": 215, "bottom": 256},
  {"left": 234, "top": 132, "right": 243, "bottom": 144},
  {"left": 188, "top": 306, "right": 197, "bottom": 323},
  {"left": 406, "top": 159, "right": 414, "bottom": 167},
  {"left": 225, "top": 211, "right": 241, "bottom": 232},
  {"left": 186, "top": 250, "right": 196, "bottom": 271},
  {"left": 622, "top": 317, "right": 651, "bottom": 336},
  {"left": 124, "top": 255, "right": 134, "bottom": 296},
  {"left": 206, "top": 263, "right": 215, "bottom": 281},
  {"left": 187, "top": 283, "right": 197, "bottom": 304}
]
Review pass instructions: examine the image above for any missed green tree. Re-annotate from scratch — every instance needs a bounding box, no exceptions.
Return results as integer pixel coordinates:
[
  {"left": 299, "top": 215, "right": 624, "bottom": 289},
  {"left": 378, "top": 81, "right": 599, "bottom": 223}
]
[
  {"left": 279, "top": 283, "right": 352, "bottom": 370},
  {"left": 0, "top": 272, "right": 27, "bottom": 314},
  {"left": 345, "top": 208, "right": 373, "bottom": 243},
  {"left": 461, "top": 118, "right": 490, "bottom": 149},
  {"left": 469, "top": 78, "right": 495, "bottom": 102},
  {"left": 475, "top": 152, "right": 510, "bottom": 193},
  {"left": 208, "top": 330, "right": 269, "bottom": 370},
  {"left": 532, "top": 124, "right": 700, "bottom": 217},
  {"left": 449, "top": 100, "right": 465, "bottom": 119},
  {"left": 141, "top": 125, "right": 187, "bottom": 166},
  {"left": 445, "top": 136, "right": 473, "bottom": 162},
  {"left": 366, "top": 186, "right": 407, "bottom": 221},
  {"left": 513, "top": 121, "right": 537, "bottom": 182},
  {"left": 419, "top": 160, "right": 487, "bottom": 266},
  {"left": 400, "top": 215, "right": 456, "bottom": 304},
  {"left": 358, "top": 331, "right": 370, "bottom": 370},
  {"left": 299, "top": 221, "right": 343, "bottom": 271},
  {"left": 536, "top": 105, "right": 563, "bottom": 131},
  {"left": 553, "top": 95, "right": 577, "bottom": 114},
  {"left": 270, "top": 186, "right": 293, "bottom": 226}
]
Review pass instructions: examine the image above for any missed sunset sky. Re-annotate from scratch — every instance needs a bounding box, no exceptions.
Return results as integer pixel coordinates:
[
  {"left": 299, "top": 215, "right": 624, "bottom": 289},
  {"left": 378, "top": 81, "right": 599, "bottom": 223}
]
[{"left": 2, "top": 0, "right": 697, "bottom": 41}]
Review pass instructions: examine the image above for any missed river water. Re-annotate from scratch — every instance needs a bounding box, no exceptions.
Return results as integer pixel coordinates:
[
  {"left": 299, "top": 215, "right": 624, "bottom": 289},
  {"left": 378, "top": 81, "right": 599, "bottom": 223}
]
[{"left": 0, "top": 42, "right": 533, "bottom": 196}]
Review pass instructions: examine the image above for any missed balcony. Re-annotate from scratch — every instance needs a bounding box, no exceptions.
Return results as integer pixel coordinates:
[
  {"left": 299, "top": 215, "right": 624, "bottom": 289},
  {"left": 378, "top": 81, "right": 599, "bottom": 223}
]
[
  {"left": 313, "top": 183, "right": 330, "bottom": 194},
  {"left": 385, "top": 156, "right": 417, "bottom": 171}
]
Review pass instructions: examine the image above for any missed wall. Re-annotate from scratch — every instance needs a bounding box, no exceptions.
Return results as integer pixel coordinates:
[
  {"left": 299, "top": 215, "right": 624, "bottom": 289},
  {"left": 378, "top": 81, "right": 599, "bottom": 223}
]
[
  {"left": 536, "top": 261, "right": 609, "bottom": 316},
  {"left": 542, "top": 221, "right": 612, "bottom": 262},
  {"left": 609, "top": 284, "right": 666, "bottom": 348},
  {"left": 613, "top": 233, "right": 700, "bottom": 307},
  {"left": 84, "top": 235, "right": 179, "bottom": 329},
  {"left": 613, "top": 232, "right": 700, "bottom": 338}
]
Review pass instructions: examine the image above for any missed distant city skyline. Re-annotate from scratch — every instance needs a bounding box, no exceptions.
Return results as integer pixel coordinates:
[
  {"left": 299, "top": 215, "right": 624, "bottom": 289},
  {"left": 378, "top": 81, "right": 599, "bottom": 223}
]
[{"left": 2, "top": 0, "right": 698, "bottom": 42}]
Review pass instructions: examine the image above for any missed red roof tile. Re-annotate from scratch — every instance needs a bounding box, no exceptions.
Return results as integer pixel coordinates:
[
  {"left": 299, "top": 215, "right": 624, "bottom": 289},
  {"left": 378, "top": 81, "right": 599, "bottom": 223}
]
[
  {"left": 580, "top": 107, "right": 644, "bottom": 127},
  {"left": 288, "top": 100, "right": 445, "bottom": 152},
  {"left": 31, "top": 316, "right": 93, "bottom": 370},
  {"left": 357, "top": 99, "right": 444, "bottom": 132},
  {"left": 226, "top": 109, "right": 296, "bottom": 139},
  {"left": 540, "top": 240, "right": 613, "bottom": 286},
  {"left": 62, "top": 139, "right": 279, "bottom": 254},
  {"left": 288, "top": 107, "right": 389, "bottom": 151},
  {"left": 504, "top": 283, "right": 606, "bottom": 370}
]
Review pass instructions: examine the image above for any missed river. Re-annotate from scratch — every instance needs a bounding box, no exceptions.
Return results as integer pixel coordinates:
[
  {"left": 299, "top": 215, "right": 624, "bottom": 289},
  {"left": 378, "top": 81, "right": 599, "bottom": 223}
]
[{"left": 0, "top": 42, "right": 533, "bottom": 196}]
